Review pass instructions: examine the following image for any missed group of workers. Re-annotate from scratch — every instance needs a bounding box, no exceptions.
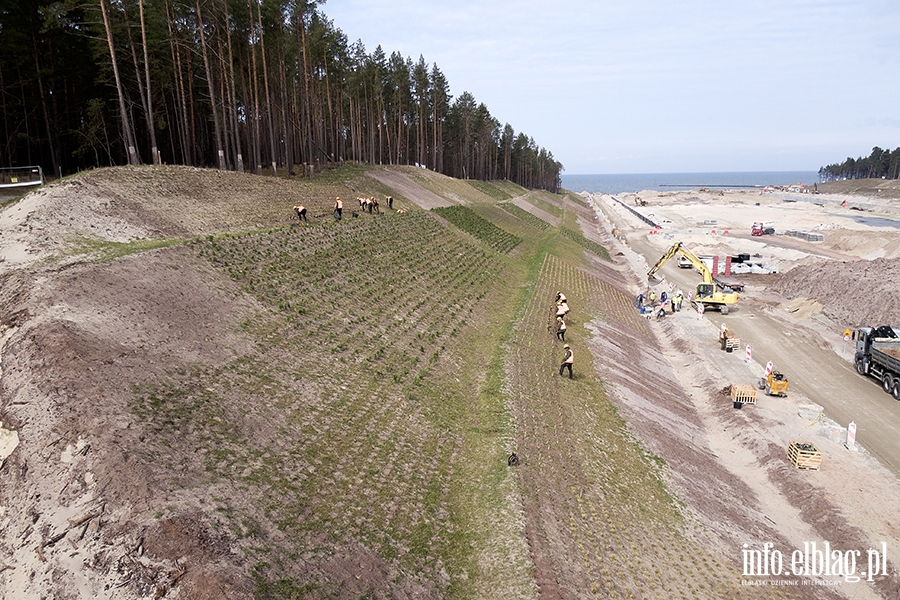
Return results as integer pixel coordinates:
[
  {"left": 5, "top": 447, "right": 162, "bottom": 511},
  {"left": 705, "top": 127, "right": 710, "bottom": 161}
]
[
  {"left": 636, "top": 288, "right": 684, "bottom": 320},
  {"left": 291, "top": 195, "right": 398, "bottom": 223},
  {"left": 552, "top": 291, "right": 575, "bottom": 379},
  {"left": 357, "top": 196, "right": 381, "bottom": 214}
]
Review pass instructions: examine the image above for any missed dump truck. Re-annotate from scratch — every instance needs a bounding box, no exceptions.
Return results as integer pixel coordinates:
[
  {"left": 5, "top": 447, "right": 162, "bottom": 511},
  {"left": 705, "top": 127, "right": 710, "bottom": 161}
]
[
  {"left": 751, "top": 221, "right": 775, "bottom": 236},
  {"left": 647, "top": 242, "right": 739, "bottom": 314},
  {"left": 854, "top": 325, "right": 900, "bottom": 399}
]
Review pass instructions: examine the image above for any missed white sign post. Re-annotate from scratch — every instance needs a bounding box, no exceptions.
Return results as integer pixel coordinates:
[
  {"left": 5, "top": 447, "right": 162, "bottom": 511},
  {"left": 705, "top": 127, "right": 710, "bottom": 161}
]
[{"left": 846, "top": 421, "right": 857, "bottom": 451}]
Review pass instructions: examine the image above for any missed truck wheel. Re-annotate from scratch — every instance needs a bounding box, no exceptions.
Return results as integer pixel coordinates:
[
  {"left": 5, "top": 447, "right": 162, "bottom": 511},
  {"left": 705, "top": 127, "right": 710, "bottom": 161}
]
[
  {"left": 856, "top": 358, "right": 868, "bottom": 375},
  {"left": 893, "top": 381, "right": 900, "bottom": 400},
  {"left": 720, "top": 305, "right": 729, "bottom": 315},
  {"left": 764, "top": 384, "right": 771, "bottom": 396},
  {"left": 883, "top": 373, "right": 894, "bottom": 393}
]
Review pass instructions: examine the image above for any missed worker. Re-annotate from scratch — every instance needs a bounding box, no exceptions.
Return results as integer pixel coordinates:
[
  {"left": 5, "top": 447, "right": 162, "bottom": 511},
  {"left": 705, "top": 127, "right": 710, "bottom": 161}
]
[
  {"left": 556, "top": 291, "right": 567, "bottom": 303},
  {"left": 660, "top": 291, "right": 668, "bottom": 305},
  {"left": 655, "top": 305, "right": 667, "bottom": 320},
  {"left": 636, "top": 292, "right": 644, "bottom": 308},
  {"left": 559, "top": 344, "right": 574, "bottom": 379},
  {"left": 556, "top": 302, "right": 567, "bottom": 318},
  {"left": 293, "top": 204, "right": 308, "bottom": 222},
  {"left": 556, "top": 316, "right": 567, "bottom": 342},
  {"left": 333, "top": 196, "right": 343, "bottom": 219},
  {"left": 372, "top": 197, "right": 380, "bottom": 214},
  {"left": 387, "top": 195, "right": 394, "bottom": 210},
  {"left": 649, "top": 291, "right": 657, "bottom": 305},
  {"left": 674, "top": 291, "right": 683, "bottom": 312},
  {"left": 559, "top": 300, "right": 570, "bottom": 316},
  {"left": 719, "top": 326, "right": 730, "bottom": 349}
]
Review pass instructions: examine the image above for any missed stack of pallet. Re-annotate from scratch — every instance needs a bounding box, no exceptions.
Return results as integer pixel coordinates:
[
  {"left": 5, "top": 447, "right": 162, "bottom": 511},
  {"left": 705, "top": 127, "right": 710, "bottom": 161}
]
[
  {"left": 730, "top": 384, "right": 756, "bottom": 408},
  {"left": 721, "top": 336, "right": 741, "bottom": 352},
  {"left": 787, "top": 441, "right": 822, "bottom": 470}
]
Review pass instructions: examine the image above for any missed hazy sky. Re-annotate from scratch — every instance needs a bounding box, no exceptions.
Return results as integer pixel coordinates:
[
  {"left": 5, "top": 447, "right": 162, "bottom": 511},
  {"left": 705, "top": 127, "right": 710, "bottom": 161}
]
[{"left": 322, "top": 0, "right": 899, "bottom": 174}]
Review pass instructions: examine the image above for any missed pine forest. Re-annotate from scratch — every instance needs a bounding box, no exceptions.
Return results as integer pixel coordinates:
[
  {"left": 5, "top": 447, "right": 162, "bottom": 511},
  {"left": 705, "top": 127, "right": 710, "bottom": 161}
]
[{"left": 0, "top": 0, "right": 563, "bottom": 192}]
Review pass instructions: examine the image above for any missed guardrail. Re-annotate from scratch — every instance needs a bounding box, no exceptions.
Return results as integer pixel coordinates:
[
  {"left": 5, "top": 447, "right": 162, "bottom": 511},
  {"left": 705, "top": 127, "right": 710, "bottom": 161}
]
[
  {"left": 0, "top": 166, "right": 44, "bottom": 188},
  {"left": 609, "top": 195, "right": 660, "bottom": 228}
]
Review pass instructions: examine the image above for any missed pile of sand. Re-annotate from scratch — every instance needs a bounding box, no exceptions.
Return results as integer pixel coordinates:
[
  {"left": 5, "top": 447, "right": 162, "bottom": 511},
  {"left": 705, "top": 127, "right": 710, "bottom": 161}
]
[{"left": 768, "top": 256, "right": 900, "bottom": 327}]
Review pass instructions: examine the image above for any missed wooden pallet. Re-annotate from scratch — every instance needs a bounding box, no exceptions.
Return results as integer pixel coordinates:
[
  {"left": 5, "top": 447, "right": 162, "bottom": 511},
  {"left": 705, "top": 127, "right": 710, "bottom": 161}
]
[
  {"left": 720, "top": 336, "right": 741, "bottom": 351},
  {"left": 730, "top": 383, "right": 756, "bottom": 404},
  {"left": 788, "top": 441, "right": 822, "bottom": 470}
]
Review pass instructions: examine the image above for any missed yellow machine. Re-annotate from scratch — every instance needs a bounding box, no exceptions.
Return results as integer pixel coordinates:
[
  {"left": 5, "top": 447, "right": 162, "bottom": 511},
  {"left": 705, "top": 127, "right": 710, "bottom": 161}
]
[
  {"left": 758, "top": 371, "right": 789, "bottom": 397},
  {"left": 647, "top": 242, "right": 739, "bottom": 314}
]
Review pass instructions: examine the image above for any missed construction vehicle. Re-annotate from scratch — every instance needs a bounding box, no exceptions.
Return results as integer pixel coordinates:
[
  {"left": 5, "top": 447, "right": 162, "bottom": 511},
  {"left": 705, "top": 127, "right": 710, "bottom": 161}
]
[
  {"left": 757, "top": 371, "right": 789, "bottom": 396},
  {"left": 751, "top": 221, "right": 776, "bottom": 236},
  {"left": 647, "top": 242, "right": 739, "bottom": 314},
  {"left": 854, "top": 325, "right": 900, "bottom": 399}
]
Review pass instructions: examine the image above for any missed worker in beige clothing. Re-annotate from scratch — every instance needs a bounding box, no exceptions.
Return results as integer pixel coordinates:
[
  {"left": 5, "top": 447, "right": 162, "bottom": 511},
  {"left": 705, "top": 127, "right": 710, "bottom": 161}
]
[{"left": 559, "top": 344, "right": 573, "bottom": 379}]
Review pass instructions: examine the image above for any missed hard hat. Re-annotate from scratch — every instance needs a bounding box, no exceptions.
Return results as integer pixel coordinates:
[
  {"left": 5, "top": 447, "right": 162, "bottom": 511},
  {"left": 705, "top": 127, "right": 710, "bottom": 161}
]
[{"left": 563, "top": 344, "right": 570, "bottom": 348}]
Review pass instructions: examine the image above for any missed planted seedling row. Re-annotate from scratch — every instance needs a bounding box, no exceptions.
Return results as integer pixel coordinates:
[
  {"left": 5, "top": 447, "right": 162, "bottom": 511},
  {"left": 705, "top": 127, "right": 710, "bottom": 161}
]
[{"left": 497, "top": 202, "right": 551, "bottom": 231}]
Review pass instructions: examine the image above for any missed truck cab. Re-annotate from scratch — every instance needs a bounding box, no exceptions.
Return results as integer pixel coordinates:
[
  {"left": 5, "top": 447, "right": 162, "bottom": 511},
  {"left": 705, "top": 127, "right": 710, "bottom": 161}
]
[
  {"left": 854, "top": 326, "right": 900, "bottom": 398},
  {"left": 751, "top": 221, "right": 775, "bottom": 236}
]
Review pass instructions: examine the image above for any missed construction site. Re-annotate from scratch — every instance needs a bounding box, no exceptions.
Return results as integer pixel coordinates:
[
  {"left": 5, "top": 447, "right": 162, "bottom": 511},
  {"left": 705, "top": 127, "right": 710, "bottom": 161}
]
[{"left": 1, "top": 165, "right": 900, "bottom": 599}]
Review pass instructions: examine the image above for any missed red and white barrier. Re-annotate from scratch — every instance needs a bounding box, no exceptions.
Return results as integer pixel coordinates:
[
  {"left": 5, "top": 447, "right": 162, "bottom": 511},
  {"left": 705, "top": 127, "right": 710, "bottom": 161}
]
[
  {"left": 847, "top": 421, "right": 857, "bottom": 451},
  {"left": 765, "top": 361, "right": 773, "bottom": 377},
  {"left": 745, "top": 344, "right": 752, "bottom": 362}
]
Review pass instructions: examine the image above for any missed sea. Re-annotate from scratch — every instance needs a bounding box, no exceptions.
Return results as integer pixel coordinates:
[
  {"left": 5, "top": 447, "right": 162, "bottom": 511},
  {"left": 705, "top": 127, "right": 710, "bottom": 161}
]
[{"left": 560, "top": 171, "right": 820, "bottom": 195}]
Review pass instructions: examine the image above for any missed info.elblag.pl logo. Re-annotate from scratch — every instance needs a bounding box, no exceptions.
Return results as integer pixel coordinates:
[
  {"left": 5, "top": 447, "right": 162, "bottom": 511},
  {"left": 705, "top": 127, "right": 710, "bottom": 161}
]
[{"left": 742, "top": 542, "right": 889, "bottom": 584}]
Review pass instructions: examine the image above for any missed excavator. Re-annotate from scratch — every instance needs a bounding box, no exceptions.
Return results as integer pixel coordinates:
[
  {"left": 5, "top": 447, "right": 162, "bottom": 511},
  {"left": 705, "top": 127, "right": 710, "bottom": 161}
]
[{"left": 647, "top": 242, "right": 739, "bottom": 314}]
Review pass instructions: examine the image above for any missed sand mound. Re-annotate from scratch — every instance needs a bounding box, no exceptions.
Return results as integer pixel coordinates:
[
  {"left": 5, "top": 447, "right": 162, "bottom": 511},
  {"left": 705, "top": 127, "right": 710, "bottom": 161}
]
[{"left": 768, "top": 257, "right": 900, "bottom": 327}]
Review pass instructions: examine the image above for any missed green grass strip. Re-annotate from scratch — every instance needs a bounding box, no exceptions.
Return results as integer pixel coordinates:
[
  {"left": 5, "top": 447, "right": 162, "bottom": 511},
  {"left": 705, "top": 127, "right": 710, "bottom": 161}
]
[
  {"left": 559, "top": 227, "right": 610, "bottom": 260},
  {"left": 465, "top": 179, "right": 513, "bottom": 201},
  {"left": 433, "top": 205, "right": 521, "bottom": 253},
  {"left": 497, "top": 202, "right": 550, "bottom": 230}
]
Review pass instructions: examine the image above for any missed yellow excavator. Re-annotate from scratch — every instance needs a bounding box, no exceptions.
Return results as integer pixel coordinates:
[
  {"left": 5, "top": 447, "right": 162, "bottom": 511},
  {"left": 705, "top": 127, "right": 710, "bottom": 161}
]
[{"left": 647, "top": 242, "right": 739, "bottom": 314}]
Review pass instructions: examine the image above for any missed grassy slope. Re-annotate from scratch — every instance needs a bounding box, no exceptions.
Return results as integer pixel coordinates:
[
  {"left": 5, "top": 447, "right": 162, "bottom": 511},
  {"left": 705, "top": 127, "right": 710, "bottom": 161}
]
[{"left": 37, "top": 165, "right": 784, "bottom": 598}]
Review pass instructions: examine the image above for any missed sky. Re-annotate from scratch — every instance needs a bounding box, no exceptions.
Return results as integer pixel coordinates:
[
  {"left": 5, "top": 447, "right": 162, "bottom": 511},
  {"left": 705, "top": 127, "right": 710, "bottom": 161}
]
[{"left": 320, "top": 0, "right": 900, "bottom": 175}]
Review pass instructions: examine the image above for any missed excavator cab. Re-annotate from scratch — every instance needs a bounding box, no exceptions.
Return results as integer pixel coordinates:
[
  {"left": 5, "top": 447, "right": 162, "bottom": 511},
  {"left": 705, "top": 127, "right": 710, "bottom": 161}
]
[{"left": 696, "top": 283, "right": 714, "bottom": 299}]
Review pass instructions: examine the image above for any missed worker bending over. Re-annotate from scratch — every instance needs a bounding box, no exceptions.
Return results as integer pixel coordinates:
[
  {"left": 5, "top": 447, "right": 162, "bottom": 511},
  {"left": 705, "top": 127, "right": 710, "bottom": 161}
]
[{"left": 293, "top": 204, "right": 308, "bottom": 222}]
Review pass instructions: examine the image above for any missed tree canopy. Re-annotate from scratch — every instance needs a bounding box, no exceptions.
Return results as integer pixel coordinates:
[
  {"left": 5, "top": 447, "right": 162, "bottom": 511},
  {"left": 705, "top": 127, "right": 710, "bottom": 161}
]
[
  {"left": 0, "top": 0, "right": 563, "bottom": 191},
  {"left": 819, "top": 146, "right": 900, "bottom": 181}
]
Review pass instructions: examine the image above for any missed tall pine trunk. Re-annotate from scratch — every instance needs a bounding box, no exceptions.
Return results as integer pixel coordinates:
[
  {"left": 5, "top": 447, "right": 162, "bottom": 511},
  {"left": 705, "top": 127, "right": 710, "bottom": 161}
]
[
  {"left": 99, "top": 0, "right": 139, "bottom": 166},
  {"left": 255, "top": 0, "right": 277, "bottom": 175},
  {"left": 195, "top": 0, "right": 225, "bottom": 169},
  {"left": 138, "top": 0, "right": 158, "bottom": 163},
  {"left": 221, "top": 0, "right": 243, "bottom": 172}
]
